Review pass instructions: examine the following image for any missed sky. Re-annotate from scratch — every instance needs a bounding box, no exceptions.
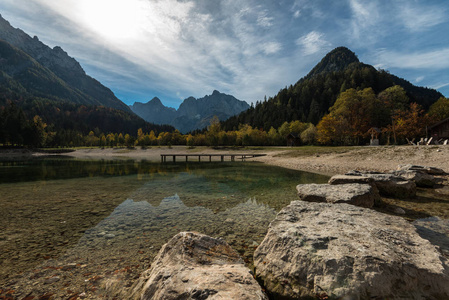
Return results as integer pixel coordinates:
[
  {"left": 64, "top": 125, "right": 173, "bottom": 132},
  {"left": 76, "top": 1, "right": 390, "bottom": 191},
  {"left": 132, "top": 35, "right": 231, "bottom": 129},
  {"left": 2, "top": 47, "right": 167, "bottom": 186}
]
[{"left": 1, "top": 0, "right": 448, "bottom": 108}]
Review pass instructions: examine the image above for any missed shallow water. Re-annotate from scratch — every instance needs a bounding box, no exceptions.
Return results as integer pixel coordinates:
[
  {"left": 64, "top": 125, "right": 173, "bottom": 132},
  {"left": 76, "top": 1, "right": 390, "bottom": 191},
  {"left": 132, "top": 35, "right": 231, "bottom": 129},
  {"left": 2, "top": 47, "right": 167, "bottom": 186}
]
[{"left": 0, "top": 158, "right": 328, "bottom": 299}]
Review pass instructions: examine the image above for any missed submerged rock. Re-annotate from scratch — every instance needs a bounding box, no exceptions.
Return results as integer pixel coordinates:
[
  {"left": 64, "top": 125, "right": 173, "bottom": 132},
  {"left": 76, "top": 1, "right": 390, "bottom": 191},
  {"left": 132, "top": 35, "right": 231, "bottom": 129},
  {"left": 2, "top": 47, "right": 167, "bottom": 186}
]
[
  {"left": 345, "top": 170, "right": 416, "bottom": 198},
  {"left": 296, "top": 183, "right": 376, "bottom": 208},
  {"left": 254, "top": 201, "right": 449, "bottom": 299},
  {"left": 128, "top": 232, "right": 267, "bottom": 300}
]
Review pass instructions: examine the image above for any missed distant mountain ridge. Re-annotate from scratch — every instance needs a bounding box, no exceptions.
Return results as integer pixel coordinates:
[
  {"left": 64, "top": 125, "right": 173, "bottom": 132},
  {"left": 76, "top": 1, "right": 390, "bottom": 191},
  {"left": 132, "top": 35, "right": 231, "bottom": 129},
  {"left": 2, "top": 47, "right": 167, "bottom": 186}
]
[
  {"left": 223, "top": 47, "right": 443, "bottom": 131},
  {"left": 0, "top": 14, "right": 131, "bottom": 112},
  {"left": 130, "top": 90, "right": 250, "bottom": 133},
  {"left": 131, "top": 97, "right": 177, "bottom": 125}
]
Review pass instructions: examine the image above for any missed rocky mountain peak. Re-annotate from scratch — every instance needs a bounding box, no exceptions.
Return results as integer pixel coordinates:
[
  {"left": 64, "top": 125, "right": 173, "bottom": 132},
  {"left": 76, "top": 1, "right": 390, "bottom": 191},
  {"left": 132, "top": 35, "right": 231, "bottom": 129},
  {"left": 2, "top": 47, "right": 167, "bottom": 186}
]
[
  {"left": 306, "top": 46, "right": 360, "bottom": 78},
  {"left": 149, "top": 97, "right": 163, "bottom": 105}
]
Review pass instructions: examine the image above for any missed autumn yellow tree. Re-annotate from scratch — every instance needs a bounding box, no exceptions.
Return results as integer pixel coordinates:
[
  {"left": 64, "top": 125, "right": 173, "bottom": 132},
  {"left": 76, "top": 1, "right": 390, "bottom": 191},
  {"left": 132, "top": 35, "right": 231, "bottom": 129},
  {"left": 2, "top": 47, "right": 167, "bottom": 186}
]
[
  {"left": 136, "top": 128, "right": 145, "bottom": 146},
  {"left": 318, "top": 88, "right": 383, "bottom": 145},
  {"left": 393, "top": 102, "right": 429, "bottom": 141},
  {"left": 317, "top": 114, "right": 351, "bottom": 145},
  {"left": 428, "top": 97, "right": 449, "bottom": 122}
]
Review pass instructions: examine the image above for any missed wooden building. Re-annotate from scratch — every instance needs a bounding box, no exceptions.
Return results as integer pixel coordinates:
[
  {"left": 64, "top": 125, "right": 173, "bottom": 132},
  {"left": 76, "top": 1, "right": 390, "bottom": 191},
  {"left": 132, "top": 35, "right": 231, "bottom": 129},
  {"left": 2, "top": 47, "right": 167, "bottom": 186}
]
[
  {"left": 286, "top": 133, "right": 301, "bottom": 147},
  {"left": 428, "top": 117, "right": 449, "bottom": 140}
]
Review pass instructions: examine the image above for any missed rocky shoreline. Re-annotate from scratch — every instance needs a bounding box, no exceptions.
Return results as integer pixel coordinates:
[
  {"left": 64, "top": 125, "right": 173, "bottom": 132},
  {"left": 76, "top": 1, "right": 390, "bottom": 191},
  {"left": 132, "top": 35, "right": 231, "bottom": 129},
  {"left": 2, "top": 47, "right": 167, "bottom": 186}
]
[{"left": 107, "top": 164, "right": 449, "bottom": 299}]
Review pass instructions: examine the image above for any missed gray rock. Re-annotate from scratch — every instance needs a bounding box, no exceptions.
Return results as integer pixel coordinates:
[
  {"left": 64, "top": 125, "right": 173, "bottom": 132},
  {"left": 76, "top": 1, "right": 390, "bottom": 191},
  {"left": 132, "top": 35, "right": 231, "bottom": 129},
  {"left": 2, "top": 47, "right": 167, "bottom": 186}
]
[
  {"left": 345, "top": 170, "right": 416, "bottom": 198},
  {"left": 129, "top": 232, "right": 267, "bottom": 300},
  {"left": 104, "top": 233, "right": 115, "bottom": 239},
  {"left": 254, "top": 201, "right": 449, "bottom": 299},
  {"left": 397, "top": 164, "right": 445, "bottom": 175},
  {"left": 44, "top": 276, "right": 60, "bottom": 284},
  {"left": 328, "top": 175, "right": 382, "bottom": 205},
  {"left": 393, "top": 170, "right": 437, "bottom": 188},
  {"left": 296, "top": 183, "right": 375, "bottom": 208},
  {"left": 329, "top": 174, "right": 376, "bottom": 185},
  {"left": 393, "top": 207, "right": 406, "bottom": 215}
]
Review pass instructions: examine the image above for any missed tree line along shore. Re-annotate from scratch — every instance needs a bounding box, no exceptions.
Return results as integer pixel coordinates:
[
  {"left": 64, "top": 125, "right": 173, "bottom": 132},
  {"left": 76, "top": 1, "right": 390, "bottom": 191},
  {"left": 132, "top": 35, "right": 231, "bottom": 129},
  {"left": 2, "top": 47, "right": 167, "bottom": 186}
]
[{"left": 1, "top": 87, "right": 449, "bottom": 149}]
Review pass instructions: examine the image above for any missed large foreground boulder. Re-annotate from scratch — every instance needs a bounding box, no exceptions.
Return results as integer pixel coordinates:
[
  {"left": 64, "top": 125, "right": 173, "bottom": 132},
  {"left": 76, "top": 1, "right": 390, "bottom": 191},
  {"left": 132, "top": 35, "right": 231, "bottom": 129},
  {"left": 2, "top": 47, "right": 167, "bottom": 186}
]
[
  {"left": 296, "top": 183, "right": 376, "bottom": 208},
  {"left": 129, "top": 232, "right": 267, "bottom": 300},
  {"left": 345, "top": 170, "right": 416, "bottom": 198},
  {"left": 254, "top": 201, "right": 449, "bottom": 299}
]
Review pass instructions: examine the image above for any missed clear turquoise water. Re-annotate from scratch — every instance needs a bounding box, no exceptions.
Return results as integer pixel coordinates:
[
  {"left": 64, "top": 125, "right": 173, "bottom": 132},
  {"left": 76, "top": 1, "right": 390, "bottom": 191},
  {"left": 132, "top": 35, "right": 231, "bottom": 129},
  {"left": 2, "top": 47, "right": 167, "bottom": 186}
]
[{"left": 0, "top": 159, "right": 329, "bottom": 298}]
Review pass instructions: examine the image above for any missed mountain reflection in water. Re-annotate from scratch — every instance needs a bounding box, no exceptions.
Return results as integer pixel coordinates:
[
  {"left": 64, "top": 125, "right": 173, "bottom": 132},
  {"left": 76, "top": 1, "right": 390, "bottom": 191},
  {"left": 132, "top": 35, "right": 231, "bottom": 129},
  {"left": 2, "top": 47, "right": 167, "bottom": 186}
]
[{"left": 0, "top": 159, "right": 328, "bottom": 298}]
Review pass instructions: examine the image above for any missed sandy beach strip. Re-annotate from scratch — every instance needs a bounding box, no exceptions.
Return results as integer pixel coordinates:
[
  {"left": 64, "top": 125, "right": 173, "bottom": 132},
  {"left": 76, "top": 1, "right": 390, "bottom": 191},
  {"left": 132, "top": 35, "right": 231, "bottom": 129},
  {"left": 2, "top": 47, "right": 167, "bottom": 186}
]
[{"left": 1, "top": 145, "right": 448, "bottom": 175}]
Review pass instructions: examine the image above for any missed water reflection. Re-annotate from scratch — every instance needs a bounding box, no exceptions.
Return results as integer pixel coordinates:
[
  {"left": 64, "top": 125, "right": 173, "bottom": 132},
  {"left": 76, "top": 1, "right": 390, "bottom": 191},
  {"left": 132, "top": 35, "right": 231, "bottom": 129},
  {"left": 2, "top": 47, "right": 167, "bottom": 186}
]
[{"left": 0, "top": 159, "right": 329, "bottom": 298}]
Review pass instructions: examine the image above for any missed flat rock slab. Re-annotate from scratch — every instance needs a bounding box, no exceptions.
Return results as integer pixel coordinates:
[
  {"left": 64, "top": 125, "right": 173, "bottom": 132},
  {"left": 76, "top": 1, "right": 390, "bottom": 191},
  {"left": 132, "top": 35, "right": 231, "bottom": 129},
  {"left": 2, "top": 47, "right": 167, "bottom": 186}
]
[
  {"left": 397, "top": 164, "right": 445, "bottom": 175},
  {"left": 393, "top": 170, "right": 437, "bottom": 188},
  {"left": 254, "top": 201, "right": 449, "bottom": 299},
  {"left": 328, "top": 175, "right": 382, "bottom": 205},
  {"left": 345, "top": 170, "right": 416, "bottom": 198},
  {"left": 296, "top": 183, "right": 375, "bottom": 208},
  {"left": 128, "top": 232, "right": 267, "bottom": 300}
]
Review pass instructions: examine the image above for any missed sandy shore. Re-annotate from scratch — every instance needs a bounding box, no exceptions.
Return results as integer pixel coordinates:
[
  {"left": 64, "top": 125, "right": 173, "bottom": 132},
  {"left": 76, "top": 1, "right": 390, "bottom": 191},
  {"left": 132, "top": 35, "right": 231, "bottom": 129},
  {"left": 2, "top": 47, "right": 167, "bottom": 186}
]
[
  {"left": 252, "top": 145, "right": 449, "bottom": 176},
  {"left": 1, "top": 145, "right": 448, "bottom": 175}
]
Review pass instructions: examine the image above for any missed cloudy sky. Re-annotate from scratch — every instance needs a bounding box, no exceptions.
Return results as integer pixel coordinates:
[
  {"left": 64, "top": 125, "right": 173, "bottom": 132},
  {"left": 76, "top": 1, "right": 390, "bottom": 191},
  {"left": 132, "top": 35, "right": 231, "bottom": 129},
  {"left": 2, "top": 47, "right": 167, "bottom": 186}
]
[{"left": 1, "top": 0, "right": 448, "bottom": 107}]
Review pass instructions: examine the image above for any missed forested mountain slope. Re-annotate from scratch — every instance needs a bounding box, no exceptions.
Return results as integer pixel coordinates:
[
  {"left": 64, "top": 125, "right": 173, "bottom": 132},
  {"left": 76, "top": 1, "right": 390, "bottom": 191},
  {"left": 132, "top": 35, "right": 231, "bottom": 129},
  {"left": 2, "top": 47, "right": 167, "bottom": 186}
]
[
  {"left": 0, "top": 14, "right": 131, "bottom": 112},
  {"left": 223, "top": 47, "right": 442, "bottom": 131}
]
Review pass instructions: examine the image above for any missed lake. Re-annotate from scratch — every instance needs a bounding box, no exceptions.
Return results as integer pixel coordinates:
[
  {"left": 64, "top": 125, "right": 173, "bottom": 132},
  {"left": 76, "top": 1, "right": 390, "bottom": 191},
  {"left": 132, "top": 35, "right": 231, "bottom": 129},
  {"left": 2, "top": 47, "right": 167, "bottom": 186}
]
[{"left": 0, "top": 158, "right": 329, "bottom": 298}]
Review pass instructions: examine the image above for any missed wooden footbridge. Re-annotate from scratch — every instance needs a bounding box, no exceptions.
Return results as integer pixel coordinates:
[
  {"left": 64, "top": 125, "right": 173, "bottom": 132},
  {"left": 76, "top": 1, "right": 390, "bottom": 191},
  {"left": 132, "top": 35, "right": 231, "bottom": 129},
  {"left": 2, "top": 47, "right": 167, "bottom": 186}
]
[{"left": 161, "top": 153, "right": 266, "bottom": 163}]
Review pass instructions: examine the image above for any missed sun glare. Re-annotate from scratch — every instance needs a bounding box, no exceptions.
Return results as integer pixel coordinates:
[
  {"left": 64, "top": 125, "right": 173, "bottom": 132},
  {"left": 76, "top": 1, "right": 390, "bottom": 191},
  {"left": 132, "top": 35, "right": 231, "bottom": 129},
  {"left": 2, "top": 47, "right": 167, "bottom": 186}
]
[{"left": 77, "top": 0, "right": 147, "bottom": 40}]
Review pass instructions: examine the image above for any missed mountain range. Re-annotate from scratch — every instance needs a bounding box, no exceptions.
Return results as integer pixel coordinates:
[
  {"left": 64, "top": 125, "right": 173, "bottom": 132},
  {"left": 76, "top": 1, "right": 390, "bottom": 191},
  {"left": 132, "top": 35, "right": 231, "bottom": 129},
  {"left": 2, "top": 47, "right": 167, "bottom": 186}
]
[
  {"left": 0, "top": 14, "right": 249, "bottom": 135},
  {"left": 0, "top": 14, "right": 176, "bottom": 138},
  {"left": 223, "top": 47, "right": 443, "bottom": 131},
  {"left": 0, "top": 15, "right": 131, "bottom": 112},
  {"left": 130, "top": 90, "right": 249, "bottom": 133}
]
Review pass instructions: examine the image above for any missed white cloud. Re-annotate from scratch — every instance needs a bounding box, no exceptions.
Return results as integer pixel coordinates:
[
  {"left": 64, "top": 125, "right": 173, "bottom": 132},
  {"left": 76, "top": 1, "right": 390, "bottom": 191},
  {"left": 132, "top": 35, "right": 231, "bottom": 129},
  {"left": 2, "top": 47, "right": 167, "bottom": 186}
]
[
  {"left": 257, "top": 10, "right": 274, "bottom": 28},
  {"left": 296, "top": 31, "right": 329, "bottom": 55},
  {"left": 263, "top": 42, "right": 282, "bottom": 55},
  {"left": 348, "top": 0, "right": 382, "bottom": 42},
  {"left": 375, "top": 48, "right": 449, "bottom": 70},
  {"left": 398, "top": 2, "right": 446, "bottom": 32},
  {"left": 432, "top": 82, "right": 449, "bottom": 90},
  {"left": 415, "top": 76, "right": 425, "bottom": 83},
  {"left": 291, "top": 0, "right": 323, "bottom": 19}
]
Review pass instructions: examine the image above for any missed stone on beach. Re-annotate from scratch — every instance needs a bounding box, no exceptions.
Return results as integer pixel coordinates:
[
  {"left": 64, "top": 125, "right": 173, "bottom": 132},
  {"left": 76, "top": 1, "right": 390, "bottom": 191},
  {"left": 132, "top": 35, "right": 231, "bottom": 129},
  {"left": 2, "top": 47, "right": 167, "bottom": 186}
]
[
  {"left": 254, "top": 201, "right": 449, "bottom": 299},
  {"left": 397, "top": 164, "right": 445, "bottom": 175},
  {"left": 328, "top": 174, "right": 382, "bottom": 205},
  {"left": 128, "top": 231, "right": 267, "bottom": 300},
  {"left": 345, "top": 170, "right": 416, "bottom": 198},
  {"left": 296, "top": 183, "right": 376, "bottom": 208},
  {"left": 393, "top": 169, "right": 437, "bottom": 188}
]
